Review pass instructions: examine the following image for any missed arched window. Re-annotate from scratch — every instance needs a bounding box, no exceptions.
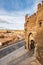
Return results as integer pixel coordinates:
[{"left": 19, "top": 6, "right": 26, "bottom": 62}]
[
  {"left": 39, "top": 20, "right": 43, "bottom": 27},
  {"left": 39, "top": 21, "right": 42, "bottom": 27}
]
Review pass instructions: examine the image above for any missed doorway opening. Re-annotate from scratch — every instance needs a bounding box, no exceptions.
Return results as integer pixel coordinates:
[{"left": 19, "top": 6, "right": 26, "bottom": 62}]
[
  {"left": 30, "top": 40, "right": 35, "bottom": 50},
  {"left": 28, "top": 32, "right": 32, "bottom": 48}
]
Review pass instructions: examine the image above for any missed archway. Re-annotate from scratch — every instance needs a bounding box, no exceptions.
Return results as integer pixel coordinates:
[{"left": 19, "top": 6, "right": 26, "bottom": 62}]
[
  {"left": 28, "top": 32, "right": 32, "bottom": 49},
  {"left": 28, "top": 32, "right": 35, "bottom": 50},
  {"left": 30, "top": 40, "right": 35, "bottom": 50}
]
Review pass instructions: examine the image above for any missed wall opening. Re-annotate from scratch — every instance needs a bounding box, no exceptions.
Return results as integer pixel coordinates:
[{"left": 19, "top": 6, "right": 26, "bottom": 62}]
[
  {"left": 39, "top": 22, "right": 42, "bottom": 27},
  {"left": 28, "top": 32, "right": 32, "bottom": 49},
  {"left": 30, "top": 40, "right": 35, "bottom": 50}
]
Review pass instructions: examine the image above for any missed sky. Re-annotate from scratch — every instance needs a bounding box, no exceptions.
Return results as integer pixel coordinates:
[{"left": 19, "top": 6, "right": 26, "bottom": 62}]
[{"left": 0, "top": 0, "right": 42, "bottom": 30}]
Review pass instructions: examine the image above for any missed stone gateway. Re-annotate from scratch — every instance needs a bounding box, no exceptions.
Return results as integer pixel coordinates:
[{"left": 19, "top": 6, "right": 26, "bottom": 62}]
[{"left": 24, "top": 1, "right": 43, "bottom": 64}]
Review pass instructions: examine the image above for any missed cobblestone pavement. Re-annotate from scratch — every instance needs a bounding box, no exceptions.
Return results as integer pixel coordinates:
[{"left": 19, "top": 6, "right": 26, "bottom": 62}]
[
  {"left": 29, "top": 59, "right": 41, "bottom": 65},
  {"left": 14, "top": 57, "right": 41, "bottom": 65},
  {"left": 8, "top": 48, "right": 41, "bottom": 65}
]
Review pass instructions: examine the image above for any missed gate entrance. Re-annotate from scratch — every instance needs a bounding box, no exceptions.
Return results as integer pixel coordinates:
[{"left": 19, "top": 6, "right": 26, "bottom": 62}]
[
  {"left": 30, "top": 40, "right": 35, "bottom": 50},
  {"left": 28, "top": 33, "right": 35, "bottom": 51},
  {"left": 28, "top": 33, "right": 32, "bottom": 49}
]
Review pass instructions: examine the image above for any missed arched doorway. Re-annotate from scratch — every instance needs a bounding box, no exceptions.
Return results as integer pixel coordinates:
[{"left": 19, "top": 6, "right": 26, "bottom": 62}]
[
  {"left": 28, "top": 33, "right": 32, "bottom": 49},
  {"left": 30, "top": 40, "right": 35, "bottom": 50},
  {"left": 28, "top": 32, "right": 35, "bottom": 50}
]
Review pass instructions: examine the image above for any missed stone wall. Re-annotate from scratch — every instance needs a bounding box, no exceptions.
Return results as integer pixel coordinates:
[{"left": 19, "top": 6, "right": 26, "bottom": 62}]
[{"left": 24, "top": 1, "right": 43, "bottom": 49}]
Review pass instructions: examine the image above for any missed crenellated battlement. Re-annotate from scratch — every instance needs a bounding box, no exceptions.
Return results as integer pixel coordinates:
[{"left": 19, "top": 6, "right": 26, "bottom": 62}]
[
  {"left": 25, "top": 14, "right": 29, "bottom": 23},
  {"left": 25, "top": 14, "right": 28, "bottom": 19},
  {"left": 38, "top": 3, "right": 41, "bottom": 10},
  {"left": 24, "top": 0, "right": 43, "bottom": 51},
  {"left": 42, "top": 0, "right": 43, "bottom": 6},
  {"left": 38, "top": 0, "right": 43, "bottom": 11}
]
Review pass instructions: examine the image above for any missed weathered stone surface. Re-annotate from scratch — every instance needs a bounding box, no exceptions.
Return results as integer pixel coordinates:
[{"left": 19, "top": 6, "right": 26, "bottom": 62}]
[
  {"left": 24, "top": 0, "right": 43, "bottom": 49},
  {"left": 24, "top": 1, "right": 43, "bottom": 65},
  {"left": 29, "top": 59, "right": 41, "bottom": 65},
  {"left": 34, "top": 30, "right": 43, "bottom": 65}
]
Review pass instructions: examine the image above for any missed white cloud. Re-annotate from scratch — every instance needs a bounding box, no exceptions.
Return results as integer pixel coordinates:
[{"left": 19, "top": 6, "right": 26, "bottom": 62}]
[
  {"left": 27, "top": 0, "right": 42, "bottom": 15},
  {"left": 0, "top": 15, "right": 25, "bottom": 30},
  {"left": 0, "top": 0, "right": 42, "bottom": 30},
  {"left": 0, "top": 9, "right": 29, "bottom": 30}
]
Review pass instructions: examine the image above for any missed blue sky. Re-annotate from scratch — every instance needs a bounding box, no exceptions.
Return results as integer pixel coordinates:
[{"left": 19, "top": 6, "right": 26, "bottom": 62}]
[
  {"left": 0, "top": 0, "right": 42, "bottom": 30},
  {"left": 0, "top": 0, "right": 35, "bottom": 11}
]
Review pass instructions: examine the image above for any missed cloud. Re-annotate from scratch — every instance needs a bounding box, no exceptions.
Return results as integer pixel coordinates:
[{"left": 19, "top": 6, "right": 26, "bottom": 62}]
[
  {"left": 0, "top": 11, "right": 25, "bottom": 30},
  {"left": 0, "top": 0, "right": 42, "bottom": 30},
  {"left": 27, "top": 0, "right": 42, "bottom": 15}
]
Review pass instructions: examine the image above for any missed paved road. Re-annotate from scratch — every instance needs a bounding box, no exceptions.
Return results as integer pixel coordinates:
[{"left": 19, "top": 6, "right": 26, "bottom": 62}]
[
  {"left": 8, "top": 49, "right": 36, "bottom": 65},
  {"left": 0, "top": 40, "right": 25, "bottom": 58},
  {"left": 13, "top": 49, "right": 41, "bottom": 65}
]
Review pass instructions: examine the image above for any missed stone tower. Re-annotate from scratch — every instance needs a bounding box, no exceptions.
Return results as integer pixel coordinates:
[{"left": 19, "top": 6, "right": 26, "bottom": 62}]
[{"left": 24, "top": 1, "right": 43, "bottom": 64}]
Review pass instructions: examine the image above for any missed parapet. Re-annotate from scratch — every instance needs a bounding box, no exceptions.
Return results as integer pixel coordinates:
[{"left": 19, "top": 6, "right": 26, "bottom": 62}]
[
  {"left": 42, "top": 0, "right": 43, "bottom": 6},
  {"left": 37, "top": 0, "right": 43, "bottom": 11},
  {"left": 25, "top": 14, "right": 28, "bottom": 19},
  {"left": 38, "top": 3, "right": 41, "bottom": 11},
  {"left": 25, "top": 14, "right": 29, "bottom": 23}
]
